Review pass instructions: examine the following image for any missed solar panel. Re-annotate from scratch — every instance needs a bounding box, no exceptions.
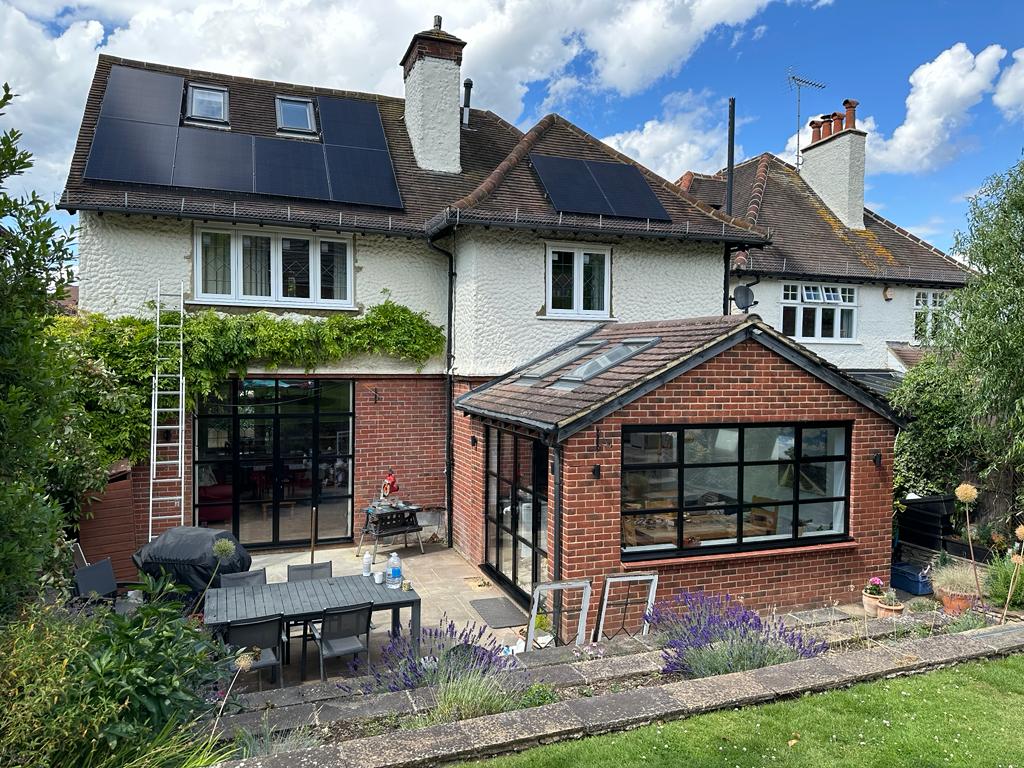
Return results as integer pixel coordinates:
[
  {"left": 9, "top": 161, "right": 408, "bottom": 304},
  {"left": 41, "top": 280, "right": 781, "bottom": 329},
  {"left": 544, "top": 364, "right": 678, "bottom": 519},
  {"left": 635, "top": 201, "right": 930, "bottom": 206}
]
[
  {"left": 253, "top": 137, "right": 330, "bottom": 200},
  {"left": 319, "top": 96, "right": 388, "bottom": 150},
  {"left": 325, "top": 145, "right": 403, "bottom": 209},
  {"left": 172, "top": 128, "right": 254, "bottom": 192},
  {"left": 85, "top": 117, "right": 178, "bottom": 185},
  {"left": 585, "top": 160, "right": 671, "bottom": 221},
  {"left": 101, "top": 66, "right": 184, "bottom": 126},
  {"left": 530, "top": 153, "right": 613, "bottom": 217}
]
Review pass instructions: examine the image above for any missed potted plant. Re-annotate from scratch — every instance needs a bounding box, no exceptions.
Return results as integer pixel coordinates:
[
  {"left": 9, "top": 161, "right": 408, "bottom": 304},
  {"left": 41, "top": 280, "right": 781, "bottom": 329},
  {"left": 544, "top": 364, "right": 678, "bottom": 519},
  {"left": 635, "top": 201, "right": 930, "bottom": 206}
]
[
  {"left": 876, "top": 588, "right": 905, "bottom": 618},
  {"left": 862, "top": 576, "right": 884, "bottom": 617},
  {"left": 930, "top": 561, "right": 978, "bottom": 616}
]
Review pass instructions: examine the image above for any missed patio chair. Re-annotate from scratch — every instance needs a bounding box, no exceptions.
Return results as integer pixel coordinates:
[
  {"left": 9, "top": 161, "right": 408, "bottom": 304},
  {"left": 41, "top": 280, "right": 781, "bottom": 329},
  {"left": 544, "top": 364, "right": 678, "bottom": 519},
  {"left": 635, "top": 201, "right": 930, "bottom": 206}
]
[
  {"left": 225, "top": 614, "right": 286, "bottom": 691},
  {"left": 220, "top": 568, "right": 267, "bottom": 588},
  {"left": 307, "top": 602, "right": 373, "bottom": 682},
  {"left": 284, "top": 562, "right": 333, "bottom": 663},
  {"left": 73, "top": 558, "right": 136, "bottom": 614},
  {"left": 72, "top": 541, "right": 90, "bottom": 569}
]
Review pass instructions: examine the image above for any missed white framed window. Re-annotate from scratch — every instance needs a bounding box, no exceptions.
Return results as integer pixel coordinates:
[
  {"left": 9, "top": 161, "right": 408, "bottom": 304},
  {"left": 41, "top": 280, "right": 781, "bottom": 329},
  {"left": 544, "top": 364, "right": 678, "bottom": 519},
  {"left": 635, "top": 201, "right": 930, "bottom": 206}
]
[
  {"left": 276, "top": 96, "right": 316, "bottom": 134},
  {"left": 781, "top": 282, "right": 857, "bottom": 342},
  {"left": 187, "top": 84, "right": 229, "bottom": 124},
  {"left": 545, "top": 242, "right": 611, "bottom": 318},
  {"left": 914, "top": 290, "right": 946, "bottom": 341},
  {"left": 194, "top": 227, "right": 354, "bottom": 309}
]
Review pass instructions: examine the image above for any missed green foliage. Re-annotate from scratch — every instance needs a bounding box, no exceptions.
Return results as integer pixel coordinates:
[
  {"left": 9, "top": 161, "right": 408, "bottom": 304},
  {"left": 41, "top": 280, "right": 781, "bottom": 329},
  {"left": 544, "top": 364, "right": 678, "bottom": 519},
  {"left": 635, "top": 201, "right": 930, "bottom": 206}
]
[
  {"left": 677, "top": 633, "right": 802, "bottom": 679},
  {"left": 517, "top": 682, "right": 560, "bottom": 709},
  {"left": 231, "top": 716, "right": 320, "bottom": 759},
  {"left": 942, "top": 610, "right": 987, "bottom": 634},
  {"left": 0, "top": 575, "right": 229, "bottom": 768},
  {"left": 985, "top": 552, "right": 1024, "bottom": 609},
  {"left": 416, "top": 669, "right": 524, "bottom": 725}
]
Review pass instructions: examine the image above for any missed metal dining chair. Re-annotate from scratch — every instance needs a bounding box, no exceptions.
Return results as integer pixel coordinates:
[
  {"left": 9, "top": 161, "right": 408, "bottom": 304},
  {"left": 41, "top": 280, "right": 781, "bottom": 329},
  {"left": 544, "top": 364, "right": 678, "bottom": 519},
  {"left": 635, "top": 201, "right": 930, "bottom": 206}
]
[
  {"left": 225, "top": 614, "right": 286, "bottom": 691},
  {"left": 220, "top": 568, "right": 268, "bottom": 588},
  {"left": 307, "top": 602, "right": 373, "bottom": 682},
  {"left": 284, "top": 562, "right": 334, "bottom": 666}
]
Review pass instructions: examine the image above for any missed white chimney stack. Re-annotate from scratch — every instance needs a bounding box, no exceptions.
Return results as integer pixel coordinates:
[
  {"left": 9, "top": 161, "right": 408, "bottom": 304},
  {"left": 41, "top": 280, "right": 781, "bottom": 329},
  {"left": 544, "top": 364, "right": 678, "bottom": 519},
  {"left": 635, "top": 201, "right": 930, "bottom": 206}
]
[
  {"left": 801, "top": 99, "right": 866, "bottom": 230},
  {"left": 400, "top": 15, "right": 465, "bottom": 173}
]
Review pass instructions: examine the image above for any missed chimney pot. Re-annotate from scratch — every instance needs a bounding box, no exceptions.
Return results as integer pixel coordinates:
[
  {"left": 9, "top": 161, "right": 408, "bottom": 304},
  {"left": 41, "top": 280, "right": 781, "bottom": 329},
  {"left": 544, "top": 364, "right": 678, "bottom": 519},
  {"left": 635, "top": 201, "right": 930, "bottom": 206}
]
[
  {"left": 809, "top": 119, "right": 822, "bottom": 144},
  {"left": 433, "top": 15, "right": 442, "bottom": 30},
  {"left": 819, "top": 115, "right": 832, "bottom": 139},
  {"left": 462, "top": 78, "right": 473, "bottom": 126},
  {"left": 843, "top": 98, "right": 859, "bottom": 130},
  {"left": 831, "top": 111, "right": 844, "bottom": 135}
]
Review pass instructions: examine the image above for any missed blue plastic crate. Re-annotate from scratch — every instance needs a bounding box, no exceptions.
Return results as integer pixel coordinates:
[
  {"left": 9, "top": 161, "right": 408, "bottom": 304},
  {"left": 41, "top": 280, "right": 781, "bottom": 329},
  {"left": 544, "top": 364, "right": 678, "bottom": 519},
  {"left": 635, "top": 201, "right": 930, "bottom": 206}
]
[{"left": 891, "top": 561, "right": 932, "bottom": 596}]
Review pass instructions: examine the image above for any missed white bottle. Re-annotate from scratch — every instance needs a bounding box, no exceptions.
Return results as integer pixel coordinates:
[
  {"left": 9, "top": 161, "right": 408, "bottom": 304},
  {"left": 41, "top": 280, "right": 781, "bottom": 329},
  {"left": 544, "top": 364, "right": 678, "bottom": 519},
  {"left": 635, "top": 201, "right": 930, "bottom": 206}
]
[
  {"left": 386, "top": 552, "right": 402, "bottom": 589},
  {"left": 362, "top": 551, "right": 372, "bottom": 577}
]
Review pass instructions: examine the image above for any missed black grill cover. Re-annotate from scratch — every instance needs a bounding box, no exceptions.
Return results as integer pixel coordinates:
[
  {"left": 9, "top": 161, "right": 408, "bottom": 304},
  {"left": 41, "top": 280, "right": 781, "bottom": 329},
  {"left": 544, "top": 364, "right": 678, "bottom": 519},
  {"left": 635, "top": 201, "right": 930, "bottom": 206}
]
[{"left": 132, "top": 526, "right": 251, "bottom": 592}]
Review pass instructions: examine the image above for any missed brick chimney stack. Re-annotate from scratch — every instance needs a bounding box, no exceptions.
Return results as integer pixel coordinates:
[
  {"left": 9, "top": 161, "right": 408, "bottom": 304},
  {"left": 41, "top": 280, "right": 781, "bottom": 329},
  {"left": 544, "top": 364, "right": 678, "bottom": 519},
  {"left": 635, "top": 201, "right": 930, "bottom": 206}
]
[{"left": 801, "top": 99, "right": 867, "bottom": 229}]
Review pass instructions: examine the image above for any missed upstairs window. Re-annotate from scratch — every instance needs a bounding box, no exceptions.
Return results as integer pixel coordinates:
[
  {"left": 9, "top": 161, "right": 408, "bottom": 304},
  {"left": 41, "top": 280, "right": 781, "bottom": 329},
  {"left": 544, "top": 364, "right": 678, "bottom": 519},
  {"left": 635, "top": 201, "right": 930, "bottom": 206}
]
[
  {"left": 914, "top": 290, "right": 946, "bottom": 342},
  {"left": 546, "top": 243, "right": 611, "bottom": 319},
  {"left": 187, "top": 84, "right": 229, "bottom": 124},
  {"left": 781, "top": 283, "right": 857, "bottom": 342},
  {"left": 276, "top": 96, "right": 316, "bottom": 134}
]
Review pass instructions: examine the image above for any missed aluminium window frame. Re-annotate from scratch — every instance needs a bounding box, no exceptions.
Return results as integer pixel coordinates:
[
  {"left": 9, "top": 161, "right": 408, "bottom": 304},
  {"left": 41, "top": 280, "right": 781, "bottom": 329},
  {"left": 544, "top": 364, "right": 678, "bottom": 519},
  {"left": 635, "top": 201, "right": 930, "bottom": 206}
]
[
  {"left": 275, "top": 95, "right": 317, "bottom": 136},
  {"left": 619, "top": 421, "right": 853, "bottom": 562},
  {"left": 186, "top": 83, "right": 230, "bottom": 125},
  {"left": 545, "top": 241, "right": 612, "bottom": 319},
  {"left": 193, "top": 225, "right": 355, "bottom": 310},
  {"left": 780, "top": 282, "right": 859, "bottom": 343}
]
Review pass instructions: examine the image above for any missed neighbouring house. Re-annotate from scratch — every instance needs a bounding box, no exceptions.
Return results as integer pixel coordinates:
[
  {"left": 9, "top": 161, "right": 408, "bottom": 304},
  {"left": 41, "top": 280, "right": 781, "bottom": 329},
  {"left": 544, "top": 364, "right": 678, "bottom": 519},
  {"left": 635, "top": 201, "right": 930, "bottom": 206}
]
[
  {"left": 678, "top": 101, "right": 968, "bottom": 392},
  {"left": 61, "top": 15, "right": 904, "bottom": 618}
]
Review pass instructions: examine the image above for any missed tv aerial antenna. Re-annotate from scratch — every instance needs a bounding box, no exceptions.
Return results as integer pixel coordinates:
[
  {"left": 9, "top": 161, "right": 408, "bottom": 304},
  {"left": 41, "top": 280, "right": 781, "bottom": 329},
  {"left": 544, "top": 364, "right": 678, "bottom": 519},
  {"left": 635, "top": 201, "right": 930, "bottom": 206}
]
[{"left": 787, "top": 67, "right": 826, "bottom": 172}]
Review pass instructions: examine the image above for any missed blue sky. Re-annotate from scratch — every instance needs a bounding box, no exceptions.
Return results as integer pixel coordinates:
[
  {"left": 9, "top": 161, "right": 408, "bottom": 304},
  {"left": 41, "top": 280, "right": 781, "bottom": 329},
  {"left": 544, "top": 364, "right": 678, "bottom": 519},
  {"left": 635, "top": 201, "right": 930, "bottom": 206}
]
[{"left": 2, "top": 0, "right": 1023, "bottom": 252}]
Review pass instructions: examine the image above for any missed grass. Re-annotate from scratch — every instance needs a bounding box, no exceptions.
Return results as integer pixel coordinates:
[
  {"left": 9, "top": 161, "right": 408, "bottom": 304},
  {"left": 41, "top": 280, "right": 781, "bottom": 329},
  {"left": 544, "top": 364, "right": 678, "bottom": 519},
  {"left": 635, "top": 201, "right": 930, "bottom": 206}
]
[{"left": 472, "top": 655, "right": 1024, "bottom": 768}]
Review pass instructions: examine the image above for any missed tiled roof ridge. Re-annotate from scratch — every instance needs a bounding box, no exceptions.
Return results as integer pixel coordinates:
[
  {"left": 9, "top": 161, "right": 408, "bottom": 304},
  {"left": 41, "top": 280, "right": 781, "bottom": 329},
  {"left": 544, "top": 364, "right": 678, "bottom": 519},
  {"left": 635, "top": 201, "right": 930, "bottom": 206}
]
[
  {"left": 863, "top": 208, "right": 965, "bottom": 271},
  {"left": 745, "top": 153, "right": 772, "bottom": 224},
  {"left": 676, "top": 170, "right": 722, "bottom": 190},
  {"left": 553, "top": 117, "right": 767, "bottom": 236}
]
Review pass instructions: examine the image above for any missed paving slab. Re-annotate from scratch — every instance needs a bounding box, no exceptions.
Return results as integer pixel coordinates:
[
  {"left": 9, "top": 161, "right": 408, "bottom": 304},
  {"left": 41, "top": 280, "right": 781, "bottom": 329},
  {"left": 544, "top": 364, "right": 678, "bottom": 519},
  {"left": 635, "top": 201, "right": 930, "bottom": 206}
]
[
  {"left": 826, "top": 647, "right": 911, "bottom": 683},
  {"left": 528, "top": 663, "right": 587, "bottom": 687},
  {"left": 747, "top": 656, "right": 848, "bottom": 696},
  {"left": 892, "top": 634, "right": 994, "bottom": 665},
  {"left": 577, "top": 651, "right": 662, "bottom": 684},
  {"left": 215, "top": 703, "right": 323, "bottom": 740},
  {"left": 339, "top": 723, "right": 475, "bottom": 768},
  {"left": 457, "top": 702, "right": 586, "bottom": 753},
  {"left": 781, "top": 607, "right": 854, "bottom": 628},
  {"left": 565, "top": 686, "right": 688, "bottom": 733},
  {"left": 663, "top": 671, "right": 774, "bottom": 713},
  {"left": 968, "top": 624, "right": 1024, "bottom": 654}
]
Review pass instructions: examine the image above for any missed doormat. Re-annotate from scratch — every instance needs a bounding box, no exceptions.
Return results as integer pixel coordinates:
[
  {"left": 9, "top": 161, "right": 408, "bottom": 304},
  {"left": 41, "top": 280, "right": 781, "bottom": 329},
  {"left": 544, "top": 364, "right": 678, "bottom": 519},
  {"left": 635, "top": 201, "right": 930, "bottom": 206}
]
[{"left": 470, "top": 597, "right": 528, "bottom": 629}]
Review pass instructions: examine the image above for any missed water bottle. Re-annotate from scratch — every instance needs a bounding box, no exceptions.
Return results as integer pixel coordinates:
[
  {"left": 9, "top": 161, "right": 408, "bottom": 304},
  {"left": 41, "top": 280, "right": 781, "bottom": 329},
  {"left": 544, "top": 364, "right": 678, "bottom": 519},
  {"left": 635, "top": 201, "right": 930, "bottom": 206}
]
[
  {"left": 362, "top": 551, "right": 372, "bottom": 577},
  {"left": 386, "top": 552, "right": 402, "bottom": 589}
]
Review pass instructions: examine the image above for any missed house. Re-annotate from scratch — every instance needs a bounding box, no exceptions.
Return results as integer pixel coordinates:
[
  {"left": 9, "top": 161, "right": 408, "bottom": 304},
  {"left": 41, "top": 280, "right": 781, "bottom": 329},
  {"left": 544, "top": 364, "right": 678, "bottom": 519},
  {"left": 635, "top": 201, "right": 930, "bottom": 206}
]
[
  {"left": 679, "top": 101, "right": 967, "bottom": 388},
  {"left": 61, "top": 16, "right": 902, "bottom": 615}
]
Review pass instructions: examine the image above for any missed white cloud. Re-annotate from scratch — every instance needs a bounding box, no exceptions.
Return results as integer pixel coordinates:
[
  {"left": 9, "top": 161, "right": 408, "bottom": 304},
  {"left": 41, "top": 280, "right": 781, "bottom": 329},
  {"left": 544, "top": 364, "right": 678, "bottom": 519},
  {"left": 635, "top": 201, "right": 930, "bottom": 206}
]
[
  {"left": 994, "top": 47, "right": 1024, "bottom": 121},
  {"left": 905, "top": 216, "right": 946, "bottom": 239},
  {"left": 752, "top": 24, "right": 767, "bottom": 40},
  {"left": 780, "top": 43, "right": 1005, "bottom": 175},
  {"left": 601, "top": 90, "right": 742, "bottom": 179},
  {"left": 951, "top": 186, "right": 980, "bottom": 204}
]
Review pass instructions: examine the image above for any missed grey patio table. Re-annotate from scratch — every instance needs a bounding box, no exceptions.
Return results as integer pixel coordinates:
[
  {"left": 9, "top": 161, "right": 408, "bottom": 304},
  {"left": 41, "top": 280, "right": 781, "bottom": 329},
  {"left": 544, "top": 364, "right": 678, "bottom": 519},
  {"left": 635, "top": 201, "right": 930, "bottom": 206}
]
[{"left": 204, "top": 574, "right": 421, "bottom": 680}]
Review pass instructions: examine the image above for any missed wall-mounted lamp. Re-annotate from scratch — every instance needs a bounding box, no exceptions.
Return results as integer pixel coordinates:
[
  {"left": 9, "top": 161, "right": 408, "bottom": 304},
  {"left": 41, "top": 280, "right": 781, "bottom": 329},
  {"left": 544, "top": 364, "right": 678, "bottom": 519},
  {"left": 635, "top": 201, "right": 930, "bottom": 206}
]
[
  {"left": 871, "top": 452, "right": 882, "bottom": 468},
  {"left": 882, "top": 285, "right": 894, "bottom": 302},
  {"left": 470, "top": 435, "right": 478, "bottom": 447},
  {"left": 592, "top": 464, "right": 601, "bottom": 479}
]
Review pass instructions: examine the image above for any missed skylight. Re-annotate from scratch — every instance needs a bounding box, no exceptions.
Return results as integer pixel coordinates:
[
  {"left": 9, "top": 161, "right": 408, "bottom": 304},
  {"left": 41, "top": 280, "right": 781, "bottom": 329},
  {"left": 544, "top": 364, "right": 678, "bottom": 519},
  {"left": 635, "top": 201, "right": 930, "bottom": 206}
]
[
  {"left": 276, "top": 96, "right": 316, "bottom": 134},
  {"left": 187, "top": 84, "right": 228, "bottom": 124},
  {"left": 551, "top": 337, "right": 659, "bottom": 389},
  {"left": 516, "top": 340, "right": 605, "bottom": 385}
]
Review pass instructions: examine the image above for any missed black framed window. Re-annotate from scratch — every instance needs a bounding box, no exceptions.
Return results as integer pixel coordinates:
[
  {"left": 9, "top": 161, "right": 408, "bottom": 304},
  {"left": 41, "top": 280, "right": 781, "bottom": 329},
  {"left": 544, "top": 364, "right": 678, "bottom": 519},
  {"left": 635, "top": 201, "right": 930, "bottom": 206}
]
[{"left": 620, "top": 422, "right": 851, "bottom": 559}]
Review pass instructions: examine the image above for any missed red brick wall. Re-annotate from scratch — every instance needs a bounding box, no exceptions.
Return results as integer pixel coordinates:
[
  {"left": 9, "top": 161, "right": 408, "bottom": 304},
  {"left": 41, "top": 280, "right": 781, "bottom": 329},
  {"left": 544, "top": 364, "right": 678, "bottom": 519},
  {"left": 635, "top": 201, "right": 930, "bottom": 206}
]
[
  {"left": 354, "top": 376, "right": 448, "bottom": 511},
  {"left": 132, "top": 417, "right": 194, "bottom": 544},
  {"left": 451, "top": 378, "right": 488, "bottom": 564},
  {"left": 558, "top": 339, "right": 895, "bottom": 629}
]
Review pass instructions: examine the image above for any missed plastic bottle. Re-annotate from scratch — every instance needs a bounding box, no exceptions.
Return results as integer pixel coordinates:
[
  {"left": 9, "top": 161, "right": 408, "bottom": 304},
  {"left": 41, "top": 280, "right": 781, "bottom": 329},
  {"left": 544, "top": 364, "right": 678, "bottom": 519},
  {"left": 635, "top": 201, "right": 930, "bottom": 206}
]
[
  {"left": 362, "top": 551, "right": 372, "bottom": 577},
  {"left": 386, "top": 552, "right": 402, "bottom": 589}
]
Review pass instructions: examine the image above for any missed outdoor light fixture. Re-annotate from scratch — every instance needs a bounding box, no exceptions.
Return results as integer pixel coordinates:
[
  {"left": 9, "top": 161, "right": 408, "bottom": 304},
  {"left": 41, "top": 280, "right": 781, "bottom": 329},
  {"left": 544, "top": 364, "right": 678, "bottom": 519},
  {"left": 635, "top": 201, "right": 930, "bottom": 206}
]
[
  {"left": 470, "top": 435, "right": 478, "bottom": 447},
  {"left": 592, "top": 464, "right": 601, "bottom": 479},
  {"left": 871, "top": 452, "right": 882, "bottom": 468}
]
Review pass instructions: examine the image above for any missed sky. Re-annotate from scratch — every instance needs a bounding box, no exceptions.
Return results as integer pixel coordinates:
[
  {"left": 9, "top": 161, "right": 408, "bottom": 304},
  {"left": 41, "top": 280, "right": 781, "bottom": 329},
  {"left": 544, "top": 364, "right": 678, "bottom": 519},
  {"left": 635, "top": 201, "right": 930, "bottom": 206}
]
[{"left": 2, "top": 0, "right": 1023, "bottom": 252}]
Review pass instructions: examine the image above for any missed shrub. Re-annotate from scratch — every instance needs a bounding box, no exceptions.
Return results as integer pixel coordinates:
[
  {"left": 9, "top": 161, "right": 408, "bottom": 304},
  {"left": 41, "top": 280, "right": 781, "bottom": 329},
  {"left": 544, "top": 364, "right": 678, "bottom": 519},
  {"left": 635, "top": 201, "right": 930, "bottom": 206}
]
[
  {"left": 646, "top": 590, "right": 827, "bottom": 678},
  {"left": 985, "top": 553, "right": 1024, "bottom": 608},
  {"left": 417, "top": 668, "right": 526, "bottom": 726},
  {"left": 931, "top": 562, "right": 977, "bottom": 595}
]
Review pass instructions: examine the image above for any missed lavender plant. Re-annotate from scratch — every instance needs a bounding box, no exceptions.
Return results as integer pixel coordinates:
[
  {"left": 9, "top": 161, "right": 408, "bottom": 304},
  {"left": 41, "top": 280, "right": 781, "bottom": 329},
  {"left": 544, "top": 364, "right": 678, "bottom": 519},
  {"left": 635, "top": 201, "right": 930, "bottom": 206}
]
[{"left": 646, "top": 590, "right": 827, "bottom": 678}]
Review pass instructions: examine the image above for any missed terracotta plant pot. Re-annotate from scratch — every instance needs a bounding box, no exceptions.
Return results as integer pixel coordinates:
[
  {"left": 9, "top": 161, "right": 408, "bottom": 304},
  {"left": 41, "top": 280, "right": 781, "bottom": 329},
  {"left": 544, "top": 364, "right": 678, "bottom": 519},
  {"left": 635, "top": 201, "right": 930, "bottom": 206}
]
[
  {"left": 862, "top": 590, "right": 881, "bottom": 617},
  {"left": 939, "top": 589, "right": 976, "bottom": 617},
  {"left": 876, "top": 601, "right": 905, "bottom": 619}
]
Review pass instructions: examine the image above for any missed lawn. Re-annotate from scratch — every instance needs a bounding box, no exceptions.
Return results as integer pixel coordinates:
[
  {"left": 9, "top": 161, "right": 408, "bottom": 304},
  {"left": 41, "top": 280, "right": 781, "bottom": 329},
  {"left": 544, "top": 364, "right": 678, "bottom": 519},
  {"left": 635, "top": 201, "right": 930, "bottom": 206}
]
[{"left": 474, "top": 655, "right": 1024, "bottom": 768}]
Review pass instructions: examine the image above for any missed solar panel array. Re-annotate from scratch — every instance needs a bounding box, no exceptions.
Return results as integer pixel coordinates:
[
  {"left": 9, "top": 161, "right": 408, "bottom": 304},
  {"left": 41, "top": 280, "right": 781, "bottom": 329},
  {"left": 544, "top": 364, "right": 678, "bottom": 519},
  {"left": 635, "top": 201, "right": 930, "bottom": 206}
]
[
  {"left": 529, "top": 153, "right": 670, "bottom": 221},
  {"left": 85, "top": 65, "right": 403, "bottom": 210}
]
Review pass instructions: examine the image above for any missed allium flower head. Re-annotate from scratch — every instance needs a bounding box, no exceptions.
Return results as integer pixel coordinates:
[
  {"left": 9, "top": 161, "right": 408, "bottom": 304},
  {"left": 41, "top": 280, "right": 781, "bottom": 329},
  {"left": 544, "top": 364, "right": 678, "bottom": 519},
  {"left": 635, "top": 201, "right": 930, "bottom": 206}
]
[
  {"left": 234, "top": 651, "right": 255, "bottom": 672},
  {"left": 1012, "top": 554, "right": 1024, "bottom": 566},
  {"left": 212, "top": 538, "right": 237, "bottom": 561},
  {"left": 955, "top": 483, "right": 978, "bottom": 504},
  {"left": 1016, "top": 524, "right": 1024, "bottom": 542}
]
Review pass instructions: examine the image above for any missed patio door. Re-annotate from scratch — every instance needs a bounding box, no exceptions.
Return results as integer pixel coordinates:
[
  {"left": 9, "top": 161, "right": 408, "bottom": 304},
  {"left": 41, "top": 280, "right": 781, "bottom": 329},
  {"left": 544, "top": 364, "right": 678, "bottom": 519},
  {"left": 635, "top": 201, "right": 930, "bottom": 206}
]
[
  {"left": 484, "top": 428, "right": 549, "bottom": 602},
  {"left": 194, "top": 378, "right": 354, "bottom": 548}
]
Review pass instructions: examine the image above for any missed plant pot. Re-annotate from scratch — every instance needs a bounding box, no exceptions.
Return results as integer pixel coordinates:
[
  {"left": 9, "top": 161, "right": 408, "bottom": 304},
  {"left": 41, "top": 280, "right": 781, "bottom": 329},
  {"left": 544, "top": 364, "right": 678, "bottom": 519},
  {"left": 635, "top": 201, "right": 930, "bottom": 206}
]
[
  {"left": 876, "top": 602, "right": 905, "bottom": 618},
  {"left": 862, "top": 590, "right": 881, "bottom": 617},
  {"left": 938, "top": 589, "right": 976, "bottom": 616}
]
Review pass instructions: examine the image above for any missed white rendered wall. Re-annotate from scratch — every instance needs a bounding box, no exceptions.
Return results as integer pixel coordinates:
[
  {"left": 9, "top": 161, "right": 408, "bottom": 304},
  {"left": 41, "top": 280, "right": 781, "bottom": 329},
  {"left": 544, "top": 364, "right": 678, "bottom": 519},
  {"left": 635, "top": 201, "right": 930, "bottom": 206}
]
[
  {"left": 800, "top": 131, "right": 866, "bottom": 230},
  {"left": 737, "top": 277, "right": 926, "bottom": 369},
  {"left": 403, "top": 57, "right": 461, "bottom": 173},
  {"left": 453, "top": 229, "right": 724, "bottom": 377},
  {"left": 76, "top": 213, "right": 448, "bottom": 374}
]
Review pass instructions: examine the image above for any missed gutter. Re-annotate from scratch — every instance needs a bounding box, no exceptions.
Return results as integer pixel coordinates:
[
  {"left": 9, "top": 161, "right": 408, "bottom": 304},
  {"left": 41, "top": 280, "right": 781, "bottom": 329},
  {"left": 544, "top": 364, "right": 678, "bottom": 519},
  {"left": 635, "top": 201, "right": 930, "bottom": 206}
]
[
  {"left": 732, "top": 267, "right": 968, "bottom": 290},
  {"left": 426, "top": 233, "right": 457, "bottom": 549}
]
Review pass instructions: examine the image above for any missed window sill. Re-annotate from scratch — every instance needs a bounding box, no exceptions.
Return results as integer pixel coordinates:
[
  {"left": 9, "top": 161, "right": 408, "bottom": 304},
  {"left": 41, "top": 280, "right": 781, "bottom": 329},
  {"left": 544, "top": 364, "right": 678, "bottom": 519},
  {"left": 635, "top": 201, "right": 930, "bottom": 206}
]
[
  {"left": 186, "top": 298, "right": 357, "bottom": 312},
  {"left": 539, "top": 314, "right": 616, "bottom": 322},
  {"left": 621, "top": 539, "right": 858, "bottom": 568},
  {"left": 787, "top": 338, "right": 862, "bottom": 346}
]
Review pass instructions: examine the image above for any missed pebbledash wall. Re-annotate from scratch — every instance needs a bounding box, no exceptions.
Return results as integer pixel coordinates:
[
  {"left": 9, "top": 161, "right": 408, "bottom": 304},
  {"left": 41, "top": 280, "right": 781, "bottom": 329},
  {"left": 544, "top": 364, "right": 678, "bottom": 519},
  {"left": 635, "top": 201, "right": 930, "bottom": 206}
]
[{"left": 451, "top": 339, "right": 894, "bottom": 624}]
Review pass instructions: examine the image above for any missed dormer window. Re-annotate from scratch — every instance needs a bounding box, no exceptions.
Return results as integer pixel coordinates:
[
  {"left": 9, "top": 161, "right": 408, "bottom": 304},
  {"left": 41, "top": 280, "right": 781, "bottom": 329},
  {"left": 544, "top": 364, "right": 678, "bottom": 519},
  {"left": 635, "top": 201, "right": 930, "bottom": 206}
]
[
  {"left": 276, "top": 96, "right": 316, "bottom": 134},
  {"left": 187, "top": 84, "right": 229, "bottom": 124}
]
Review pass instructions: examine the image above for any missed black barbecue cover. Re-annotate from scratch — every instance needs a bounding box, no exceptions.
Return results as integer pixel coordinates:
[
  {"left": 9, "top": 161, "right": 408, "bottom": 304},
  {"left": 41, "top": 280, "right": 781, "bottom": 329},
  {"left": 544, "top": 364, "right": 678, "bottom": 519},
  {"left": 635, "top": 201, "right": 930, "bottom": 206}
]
[{"left": 132, "top": 527, "right": 251, "bottom": 592}]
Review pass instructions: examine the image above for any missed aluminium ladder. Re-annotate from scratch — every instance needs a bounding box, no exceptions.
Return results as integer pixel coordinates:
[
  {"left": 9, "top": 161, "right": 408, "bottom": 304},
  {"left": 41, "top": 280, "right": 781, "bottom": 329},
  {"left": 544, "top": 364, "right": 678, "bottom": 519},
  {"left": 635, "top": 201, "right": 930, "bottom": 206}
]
[{"left": 148, "top": 280, "right": 186, "bottom": 541}]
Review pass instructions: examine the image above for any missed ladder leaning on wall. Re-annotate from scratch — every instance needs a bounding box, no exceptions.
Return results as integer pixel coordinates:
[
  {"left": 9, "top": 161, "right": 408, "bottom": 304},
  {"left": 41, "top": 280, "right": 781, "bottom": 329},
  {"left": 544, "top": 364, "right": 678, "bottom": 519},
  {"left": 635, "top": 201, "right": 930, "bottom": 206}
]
[{"left": 148, "top": 280, "right": 186, "bottom": 541}]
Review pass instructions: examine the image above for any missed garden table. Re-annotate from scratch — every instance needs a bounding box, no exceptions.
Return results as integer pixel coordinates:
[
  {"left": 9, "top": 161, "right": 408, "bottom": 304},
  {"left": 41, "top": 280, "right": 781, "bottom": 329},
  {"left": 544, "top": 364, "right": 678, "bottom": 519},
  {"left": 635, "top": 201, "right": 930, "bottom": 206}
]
[{"left": 204, "top": 574, "right": 421, "bottom": 679}]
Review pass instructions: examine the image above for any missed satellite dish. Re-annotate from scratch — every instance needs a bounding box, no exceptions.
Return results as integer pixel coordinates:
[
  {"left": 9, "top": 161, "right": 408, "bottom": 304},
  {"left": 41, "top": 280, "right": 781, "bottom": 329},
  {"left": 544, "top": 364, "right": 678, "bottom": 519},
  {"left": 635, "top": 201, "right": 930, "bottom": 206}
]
[{"left": 733, "top": 284, "right": 756, "bottom": 311}]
